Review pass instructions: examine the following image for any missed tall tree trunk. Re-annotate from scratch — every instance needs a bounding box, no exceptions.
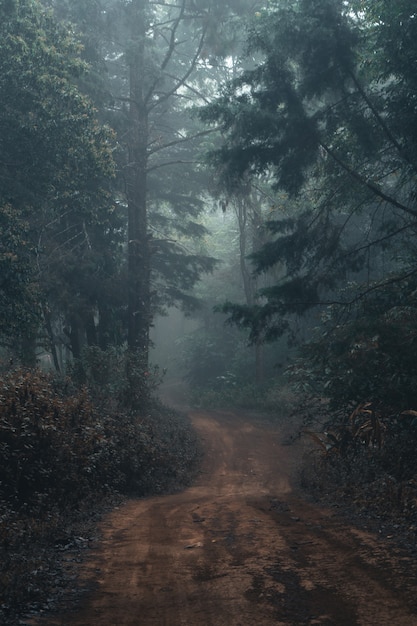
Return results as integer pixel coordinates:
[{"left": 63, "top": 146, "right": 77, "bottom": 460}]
[
  {"left": 68, "top": 313, "right": 82, "bottom": 361},
  {"left": 125, "top": 0, "right": 152, "bottom": 406},
  {"left": 97, "top": 303, "right": 112, "bottom": 350},
  {"left": 85, "top": 312, "right": 98, "bottom": 347},
  {"left": 127, "top": 0, "right": 151, "bottom": 361},
  {"left": 43, "top": 306, "right": 61, "bottom": 373},
  {"left": 235, "top": 193, "right": 264, "bottom": 384},
  {"left": 19, "top": 332, "right": 37, "bottom": 369}
]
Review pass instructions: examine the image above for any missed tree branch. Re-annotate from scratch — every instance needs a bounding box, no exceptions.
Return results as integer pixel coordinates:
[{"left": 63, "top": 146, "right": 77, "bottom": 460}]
[
  {"left": 148, "top": 127, "right": 217, "bottom": 156},
  {"left": 348, "top": 70, "right": 417, "bottom": 176},
  {"left": 148, "top": 21, "right": 208, "bottom": 111},
  {"left": 145, "top": 0, "right": 187, "bottom": 105},
  {"left": 320, "top": 142, "right": 417, "bottom": 219},
  {"left": 147, "top": 159, "right": 200, "bottom": 173}
]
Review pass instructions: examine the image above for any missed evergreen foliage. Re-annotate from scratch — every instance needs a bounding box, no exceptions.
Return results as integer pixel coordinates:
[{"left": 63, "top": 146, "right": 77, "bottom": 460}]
[
  {"left": 197, "top": 0, "right": 417, "bottom": 529},
  {"left": 0, "top": 0, "right": 118, "bottom": 365},
  {"left": 38, "top": 0, "right": 251, "bottom": 382},
  {"left": 291, "top": 275, "right": 417, "bottom": 411},
  {"left": 199, "top": 0, "right": 417, "bottom": 411}
]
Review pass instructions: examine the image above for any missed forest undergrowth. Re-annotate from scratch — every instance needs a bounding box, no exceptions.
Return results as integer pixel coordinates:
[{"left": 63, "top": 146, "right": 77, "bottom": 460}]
[
  {"left": 188, "top": 377, "right": 417, "bottom": 541},
  {"left": 193, "top": 376, "right": 417, "bottom": 545},
  {"left": 297, "top": 397, "right": 417, "bottom": 545},
  {"left": 0, "top": 367, "right": 201, "bottom": 625},
  {"left": 3, "top": 367, "right": 417, "bottom": 624}
]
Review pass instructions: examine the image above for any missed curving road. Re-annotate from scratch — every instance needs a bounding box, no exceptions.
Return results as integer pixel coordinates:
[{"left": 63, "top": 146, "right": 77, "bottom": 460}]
[{"left": 38, "top": 410, "right": 417, "bottom": 625}]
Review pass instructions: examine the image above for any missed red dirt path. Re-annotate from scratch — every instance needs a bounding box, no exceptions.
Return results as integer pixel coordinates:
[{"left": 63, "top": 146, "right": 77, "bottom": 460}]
[{"left": 36, "top": 410, "right": 417, "bottom": 625}]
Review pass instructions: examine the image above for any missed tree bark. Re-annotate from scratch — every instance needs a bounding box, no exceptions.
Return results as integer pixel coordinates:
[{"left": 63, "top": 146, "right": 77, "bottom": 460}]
[
  {"left": 126, "top": 0, "right": 151, "bottom": 369},
  {"left": 235, "top": 193, "right": 265, "bottom": 384},
  {"left": 43, "top": 306, "right": 61, "bottom": 373}
]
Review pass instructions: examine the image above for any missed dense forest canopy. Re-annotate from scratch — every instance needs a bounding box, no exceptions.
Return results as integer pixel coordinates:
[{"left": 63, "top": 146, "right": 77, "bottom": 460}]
[
  {"left": 1, "top": 0, "right": 417, "bottom": 412},
  {"left": 199, "top": 0, "right": 417, "bottom": 410},
  {"left": 0, "top": 0, "right": 117, "bottom": 367},
  {"left": 0, "top": 0, "right": 256, "bottom": 391}
]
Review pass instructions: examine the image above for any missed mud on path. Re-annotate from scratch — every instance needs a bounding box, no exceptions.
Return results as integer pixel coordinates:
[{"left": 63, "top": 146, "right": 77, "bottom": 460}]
[{"left": 38, "top": 410, "right": 417, "bottom": 625}]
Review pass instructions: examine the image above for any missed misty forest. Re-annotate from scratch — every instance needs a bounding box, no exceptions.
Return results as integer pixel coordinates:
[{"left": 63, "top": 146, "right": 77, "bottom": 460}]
[{"left": 3, "top": 0, "right": 417, "bottom": 622}]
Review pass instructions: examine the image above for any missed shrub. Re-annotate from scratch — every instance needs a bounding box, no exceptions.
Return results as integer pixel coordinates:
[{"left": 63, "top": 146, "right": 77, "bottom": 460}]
[
  {"left": 189, "top": 378, "right": 297, "bottom": 419},
  {"left": 290, "top": 276, "right": 417, "bottom": 411},
  {"left": 302, "top": 402, "right": 417, "bottom": 524},
  {"left": 69, "top": 346, "right": 166, "bottom": 412},
  {"left": 0, "top": 368, "right": 201, "bottom": 623},
  {"left": 0, "top": 367, "right": 201, "bottom": 510},
  {"left": 0, "top": 368, "right": 111, "bottom": 511}
]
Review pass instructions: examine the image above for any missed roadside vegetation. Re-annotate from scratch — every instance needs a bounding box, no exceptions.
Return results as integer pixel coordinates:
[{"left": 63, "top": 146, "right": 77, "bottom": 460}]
[
  {"left": 0, "top": 365, "right": 201, "bottom": 624},
  {"left": 300, "top": 401, "right": 417, "bottom": 531}
]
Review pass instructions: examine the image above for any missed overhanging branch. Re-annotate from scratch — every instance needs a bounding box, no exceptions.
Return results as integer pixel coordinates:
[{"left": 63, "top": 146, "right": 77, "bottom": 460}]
[{"left": 320, "top": 142, "right": 417, "bottom": 219}]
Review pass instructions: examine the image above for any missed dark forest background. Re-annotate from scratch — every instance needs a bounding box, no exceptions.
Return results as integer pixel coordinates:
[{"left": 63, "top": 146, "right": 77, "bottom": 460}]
[{"left": 2, "top": 1, "right": 417, "bottom": 622}]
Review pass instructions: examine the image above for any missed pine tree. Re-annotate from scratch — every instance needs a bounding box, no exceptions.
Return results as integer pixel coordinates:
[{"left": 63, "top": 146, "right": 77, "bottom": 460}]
[
  {"left": 44, "top": 0, "right": 256, "bottom": 397},
  {"left": 200, "top": 0, "right": 417, "bottom": 339}
]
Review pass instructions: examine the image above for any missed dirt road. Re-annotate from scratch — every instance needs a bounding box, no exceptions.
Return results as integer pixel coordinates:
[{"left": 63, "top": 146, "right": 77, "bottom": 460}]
[{"left": 39, "top": 410, "right": 417, "bottom": 625}]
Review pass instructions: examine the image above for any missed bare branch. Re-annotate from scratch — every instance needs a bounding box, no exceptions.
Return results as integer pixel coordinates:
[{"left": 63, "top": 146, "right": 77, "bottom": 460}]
[
  {"left": 145, "top": 0, "right": 187, "bottom": 104},
  {"left": 320, "top": 267, "right": 417, "bottom": 307},
  {"left": 148, "top": 127, "right": 217, "bottom": 156},
  {"left": 159, "top": 71, "right": 213, "bottom": 103},
  {"left": 147, "top": 159, "right": 200, "bottom": 173},
  {"left": 149, "top": 21, "right": 209, "bottom": 111}
]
